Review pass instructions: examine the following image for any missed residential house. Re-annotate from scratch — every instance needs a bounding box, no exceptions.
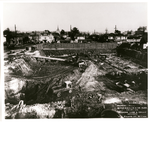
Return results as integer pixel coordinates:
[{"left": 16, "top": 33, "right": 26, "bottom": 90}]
[
  {"left": 76, "top": 36, "right": 85, "bottom": 43},
  {"left": 15, "top": 33, "right": 24, "bottom": 45},
  {"left": 39, "top": 30, "right": 54, "bottom": 43},
  {"left": 107, "top": 33, "right": 127, "bottom": 43},
  {"left": 107, "top": 33, "right": 115, "bottom": 42},
  {"left": 8, "top": 32, "right": 24, "bottom": 45},
  {"left": 114, "top": 34, "right": 127, "bottom": 42},
  {"left": 28, "top": 31, "right": 41, "bottom": 43}
]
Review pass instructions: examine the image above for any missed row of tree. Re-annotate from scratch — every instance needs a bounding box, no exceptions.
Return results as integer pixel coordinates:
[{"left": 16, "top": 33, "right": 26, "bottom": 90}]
[
  {"left": 4, "top": 26, "right": 147, "bottom": 45},
  {"left": 3, "top": 28, "right": 30, "bottom": 45},
  {"left": 60, "top": 27, "right": 112, "bottom": 42}
]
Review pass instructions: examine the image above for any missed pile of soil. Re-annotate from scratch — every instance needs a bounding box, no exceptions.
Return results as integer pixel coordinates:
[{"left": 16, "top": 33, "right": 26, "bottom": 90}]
[
  {"left": 8, "top": 58, "right": 33, "bottom": 76},
  {"left": 64, "top": 69, "right": 82, "bottom": 86},
  {"left": 76, "top": 62, "right": 106, "bottom": 92}
]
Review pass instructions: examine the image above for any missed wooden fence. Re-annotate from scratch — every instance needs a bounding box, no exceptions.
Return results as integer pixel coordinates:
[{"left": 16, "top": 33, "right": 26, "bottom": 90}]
[
  {"left": 42, "top": 42, "right": 117, "bottom": 50},
  {"left": 36, "top": 43, "right": 117, "bottom": 56}
]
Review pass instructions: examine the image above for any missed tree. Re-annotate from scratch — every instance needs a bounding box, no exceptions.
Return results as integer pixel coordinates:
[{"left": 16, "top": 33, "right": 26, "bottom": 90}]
[
  {"left": 89, "top": 34, "right": 100, "bottom": 42},
  {"left": 137, "top": 26, "right": 147, "bottom": 32},
  {"left": 72, "top": 27, "right": 80, "bottom": 36},
  {"left": 3, "top": 28, "right": 10, "bottom": 36},
  {"left": 68, "top": 32, "right": 74, "bottom": 40},
  {"left": 115, "top": 30, "right": 121, "bottom": 35},
  {"left": 3, "top": 28, "right": 15, "bottom": 45},
  {"left": 52, "top": 32, "right": 60, "bottom": 42},
  {"left": 127, "top": 30, "right": 132, "bottom": 35},
  {"left": 23, "top": 36, "right": 30, "bottom": 44},
  {"left": 69, "top": 27, "right": 80, "bottom": 40},
  {"left": 60, "top": 29, "right": 65, "bottom": 35},
  {"left": 99, "top": 34, "right": 108, "bottom": 42}
]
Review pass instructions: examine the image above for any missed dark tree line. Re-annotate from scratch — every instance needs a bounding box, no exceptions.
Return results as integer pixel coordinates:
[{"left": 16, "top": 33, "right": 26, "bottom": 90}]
[{"left": 3, "top": 28, "right": 30, "bottom": 46}]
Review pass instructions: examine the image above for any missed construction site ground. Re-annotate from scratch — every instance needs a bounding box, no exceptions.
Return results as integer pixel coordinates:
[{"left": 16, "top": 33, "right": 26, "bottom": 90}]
[{"left": 4, "top": 47, "right": 148, "bottom": 119}]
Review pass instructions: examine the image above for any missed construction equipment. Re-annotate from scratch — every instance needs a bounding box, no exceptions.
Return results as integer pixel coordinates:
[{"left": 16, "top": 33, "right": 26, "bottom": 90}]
[{"left": 51, "top": 81, "right": 73, "bottom": 98}]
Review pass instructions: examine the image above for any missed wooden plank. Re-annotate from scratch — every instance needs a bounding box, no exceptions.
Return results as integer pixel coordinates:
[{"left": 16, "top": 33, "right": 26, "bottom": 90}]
[{"left": 32, "top": 55, "right": 66, "bottom": 61}]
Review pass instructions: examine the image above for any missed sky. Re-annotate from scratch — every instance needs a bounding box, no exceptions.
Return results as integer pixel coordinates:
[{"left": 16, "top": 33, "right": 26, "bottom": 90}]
[{"left": 3, "top": 2, "right": 148, "bottom": 33}]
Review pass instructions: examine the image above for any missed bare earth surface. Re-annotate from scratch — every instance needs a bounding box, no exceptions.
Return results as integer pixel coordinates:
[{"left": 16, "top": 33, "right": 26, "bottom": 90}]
[{"left": 4, "top": 50, "right": 147, "bottom": 118}]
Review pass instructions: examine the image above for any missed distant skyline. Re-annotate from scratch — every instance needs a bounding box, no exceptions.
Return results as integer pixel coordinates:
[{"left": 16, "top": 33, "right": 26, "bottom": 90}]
[{"left": 3, "top": 2, "right": 147, "bottom": 33}]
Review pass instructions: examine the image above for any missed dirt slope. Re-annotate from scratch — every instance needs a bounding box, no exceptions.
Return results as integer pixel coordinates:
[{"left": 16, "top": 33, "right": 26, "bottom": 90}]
[{"left": 76, "top": 61, "right": 105, "bottom": 92}]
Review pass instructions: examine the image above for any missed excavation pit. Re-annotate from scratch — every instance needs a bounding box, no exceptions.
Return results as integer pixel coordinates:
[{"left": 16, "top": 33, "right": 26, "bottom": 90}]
[{"left": 4, "top": 49, "right": 148, "bottom": 118}]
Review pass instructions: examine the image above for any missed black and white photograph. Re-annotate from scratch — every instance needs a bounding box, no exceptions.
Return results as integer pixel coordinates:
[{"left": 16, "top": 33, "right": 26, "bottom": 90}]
[{"left": 2, "top": 2, "right": 148, "bottom": 119}]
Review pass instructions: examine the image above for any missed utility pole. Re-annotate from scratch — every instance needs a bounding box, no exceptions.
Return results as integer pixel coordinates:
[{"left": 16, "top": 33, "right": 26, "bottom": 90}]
[
  {"left": 105, "top": 28, "right": 108, "bottom": 34},
  {"left": 56, "top": 25, "right": 60, "bottom": 34},
  {"left": 70, "top": 25, "right": 72, "bottom": 32},
  {"left": 114, "top": 25, "right": 117, "bottom": 33},
  {"left": 14, "top": 24, "right": 17, "bottom": 44}
]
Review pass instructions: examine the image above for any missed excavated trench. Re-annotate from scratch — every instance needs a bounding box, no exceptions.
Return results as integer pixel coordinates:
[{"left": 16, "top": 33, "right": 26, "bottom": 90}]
[
  {"left": 23, "top": 67, "right": 147, "bottom": 100},
  {"left": 4, "top": 50, "right": 148, "bottom": 118}
]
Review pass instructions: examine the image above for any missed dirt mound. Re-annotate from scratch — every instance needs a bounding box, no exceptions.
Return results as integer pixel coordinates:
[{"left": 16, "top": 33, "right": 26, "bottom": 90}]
[
  {"left": 8, "top": 58, "right": 33, "bottom": 76},
  {"left": 64, "top": 69, "right": 82, "bottom": 85},
  {"left": 76, "top": 62, "right": 105, "bottom": 92}
]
